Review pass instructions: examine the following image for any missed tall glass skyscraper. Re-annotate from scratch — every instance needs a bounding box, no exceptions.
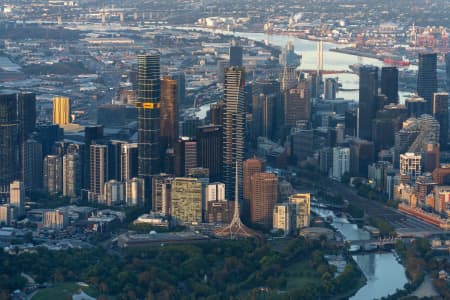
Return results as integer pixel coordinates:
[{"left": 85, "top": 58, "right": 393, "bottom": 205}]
[
  {"left": 417, "top": 52, "right": 437, "bottom": 114},
  {"left": 223, "top": 66, "right": 246, "bottom": 201},
  {"left": 381, "top": 66, "right": 399, "bottom": 105},
  {"left": 137, "top": 53, "right": 161, "bottom": 201},
  {"left": 0, "top": 92, "right": 19, "bottom": 194},
  {"left": 358, "top": 65, "right": 379, "bottom": 141}
]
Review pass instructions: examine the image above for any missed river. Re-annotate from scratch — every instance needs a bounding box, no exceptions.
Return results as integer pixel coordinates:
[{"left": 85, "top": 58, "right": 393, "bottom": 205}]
[
  {"left": 176, "top": 26, "right": 415, "bottom": 103},
  {"left": 313, "top": 208, "right": 408, "bottom": 300}
]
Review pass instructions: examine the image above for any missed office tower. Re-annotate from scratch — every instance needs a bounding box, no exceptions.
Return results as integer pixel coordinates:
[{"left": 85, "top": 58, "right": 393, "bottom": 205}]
[
  {"left": 217, "top": 60, "right": 229, "bottom": 85},
  {"left": 223, "top": 67, "right": 246, "bottom": 201},
  {"left": 84, "top": 125, "right": 104, "bottom": 145},
  {"left": 152, "top": 174, "right": 173, "bottom": 215},
  {"left": 345, "top": 110, "right": 357, "bottom": 137},
  {"left": 381, "top": 67, "right": 399, "bottom": 105},
  {"left": 399, "top": 152, "right": 422, "bottom": 185},
  {"left": 210, "top": 100, "right": 225, "bottom": 126},
  {"left": 243, "top": 158, "right": 264, "bottom": 215},
  {"left": 289, "top": 193, "right": 311, "bottom": 229},
  {"left": 446, "top": 53, "right": 450, "bottom": 91},
  {"left": 43, "top": 155, "right": 63, "bottom": 194},
  {"left": 21, "top": 138, "right": 43, "bottom": 190},
  {"left": 331, "top": 147, "right": 350, "bottom": 181},
  {"left": 284, "top": 77, "right": 311, "bottom": 127},
  {"left": 104, "top": 180, "right": 125, "bottom": 206},
  {"left": 324, "top": 78, "right": 338, "bottom": 100},
  {"left": 0, "top": 92, "right": 18, "bottom": 193},
  {"left": 17, "top": 92, "right": 36, "bottom": 145},
  {"left": 63, "top": 153, "right": 81, "bottom": 198},
  {"left": 196, "top": 125, "right": 223, "bottom": 182},
  {"left": 89, "top": 144, "right": 108, "bottom": 201},
  {"left": 120, "top": 143, "right": 138, "bottom": 182},
  {"left": 273, "top": 203, "right": 293, "bottom": 235},
  {"left": 372, "top": 104, "right": 408, "bottom": 151},
  {"left": 9, "top": 181, "right": 24, "bottom": 217},
  {"left": 319, "top": 147, "right": 333, "bottom": 174},
  {"left": 405, "top": 96, "right": 426, "bottom": 117},
  {"left": 38, "top": 124, "right": 63, "bottom": 157},
  {"left": 250, "top": 172, "right": 278, "bottom": 229},
  {"left": 229, "top": 41, "right": 243, "bottom": 67},
  {"left": 368, "top": 161, "right": 393, "bottom": 192},
  {"left": 292, "top": 129, "right": 314, "bottom": 161},
  {"left": 160, "top": 76, "right": 178, "bottom": 151},
  {"left": 108, "top": 140, "right": 125, "bottom": 181},
  {"left": 279, "top": 41, "right": 298, "bottom": 67},
  {"left": 169, "top": 72, "right": 185, "bottom": 106},
  {"left": 252, "top": 93, "right": 276, "bottom": 140},
  {"left": 252, "top": 80, "right": 282, "bottom": 135},
  {"left": 350, "top": 140, "right": 375, "bottom": 177},
  {"left": 188, "top": 168, "right": 209, "bottom": 221},
  {"left": 280, "top": 65, "right": 298, "bottom": 92},
  {"left": 417, "top": 53, "right": 437, "bottom": 114},
  {"left": 43, "top": 209, "right": 68, "bottom": 229},
  {"left": 52, "top": 96, "right": 70, "bottom": 125},
  {"left": 125, "top": 177, "right": 145, "bottom": 207},
  {"left": 174, "top": 138, "right": 197, "bottom": 177},
  {"left": 433, "top": 93, "right": 449, "bottom": 149},
  {"left": 358, "top": 65, "right": 378, "bottom": 140},
  {"left": 137, "top": 53, "right": 161, "bottom": 196},
  {"left": 170, "top": 177, "right": 203, "bottom": 225}
]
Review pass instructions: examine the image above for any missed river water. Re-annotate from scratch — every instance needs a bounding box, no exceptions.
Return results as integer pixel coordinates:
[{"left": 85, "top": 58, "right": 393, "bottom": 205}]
[
  {"left": 313, "top": 208, "right": 408, "bottom": 300},
  {"left": 179, "top": 27, "right": 415, "bottom": 103}
]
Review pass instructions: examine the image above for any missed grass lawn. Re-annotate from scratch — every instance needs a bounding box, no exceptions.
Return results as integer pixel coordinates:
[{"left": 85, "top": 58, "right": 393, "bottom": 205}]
[
  {"left": 285, "top": 260, "right": 321, "bottom": 290},
  {"left": 32, "top": 282, "right": 98, "bottom": 300}
]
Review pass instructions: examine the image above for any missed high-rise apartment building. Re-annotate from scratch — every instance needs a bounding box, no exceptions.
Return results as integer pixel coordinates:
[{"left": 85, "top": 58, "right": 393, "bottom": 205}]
[
  {"left": 52, "top": 96, "right": 70, "bottom": 125},
  {"left": 21, "top": 138, "right": 43, "bottom": 190},
  {"left": 152, "top": 174, "right": 173, "bottom": 215},
  {"left": 223, "top": 67, "right": 246, "bottom": 201},
  {"left": 120, "top": 143, "right": 138, "bottom": 182},
  {"left": 89, "top": 144, "right": 108, "bottom": 201},
  {"left": 358, "top": 65, "right": 379, "bottom": 140},
  {"left": 417, "top": 52, "right": 437, "bottom": 114},
  {"left": 381, "top": 67, "right": 399, "bottom": 105},
  {"left": 174, "top": 137, "right": 197, "bottom": 177},
  {"left": 104, "top": 180, "right": 125, "bottom": 206},
  {"left": 63, "top": 153, "right": 81, "bottom": 198},
  {"left": 250, "top": 172, "right": 278, "bottom": 229},
  {"left": 125, "top": 177, "right": 145, "bottom": 207},
  {"left": 273, "top": 203, "right": 293, "bottom": 234},
  {"left": 137, "top": 53, "right": 161, "bottom": 197},
  {"left": 43, "top": 155, "right": 63, "bottom": 194},
  {"left": 433, "top": 92, "right": 449, "bottom": 149},
  {"left": 243, "top": 158, "right": 264, "bottom": 216}
]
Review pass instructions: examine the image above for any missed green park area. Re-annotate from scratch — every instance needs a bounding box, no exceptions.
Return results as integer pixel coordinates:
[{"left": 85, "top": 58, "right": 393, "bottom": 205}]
[{"left": 32, "top": 282, "right": 98, "bottom": 300}]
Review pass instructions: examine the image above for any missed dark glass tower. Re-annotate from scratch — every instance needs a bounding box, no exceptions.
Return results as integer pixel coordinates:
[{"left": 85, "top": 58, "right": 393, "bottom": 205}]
[
  {"left": 0, "top": 92, "right": 19, "bottom": 193},
  {"left": 137, "top": 53, "right": 161, "bottom": 201},
  {"left": 223, "top": 67, "right": 246, "bottom": 201},
  {"left": 417, "top": 52, "right": 437, "bottom": 114},
  {"left": 196, "top": 124, "right": 223, "bottom": 182},
  {"left": 433, "top": 93, "right": 449, "bottom": 150},
  {"left": 229, "top": 42, "right": 243, "bottom": 67},
  {"left": 381, "top": 67, "right": 398, "bottom": 105},
  {"left": 358, "top": 65, "right": 379, "bottom": 141},
  {"left": 446, "top": 53, "right": 450, "bottom": 92}
]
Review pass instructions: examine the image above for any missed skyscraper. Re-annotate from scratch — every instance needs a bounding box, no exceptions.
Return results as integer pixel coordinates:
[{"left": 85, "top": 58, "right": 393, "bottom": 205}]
[
  {"left": 152, "top": 174, "right": 173, "bottom": 215},
  {"left": 120, "top": 143, "right": 138, "bottom": 182},
  {"left": 170, "top": 177, "right": 203, "bottom": 225},
  {"left": 22, "top": 138, "right": 43, "bottom": 190},
  {"left": 17, "top": 93, "right": 36, "bottom": 142},
  {"left": 174, "top": 137, "right": 197, "bottom": 177},
  {"left": 52, "top": 96, "right": 70, "bottom": 125},
  {"left": 229, "top": 41, "right": 243, "bottom": 67},
  {"left": 289, "top": 193, "right": 311, "bottom": 230},
  {"left": 417, "top": 53, "right": 437, "bottom": 114},
  {"left": 283, "top": 77, "right": 311, "bottom": 127},
  {"left": 381, "top": 67, "right": 399, "bottom": 105},
  {"left": 250, "top": 172, "right": 278, "bottom": 229},
  {"left": 43, "top": 155, "right": 63, "bottom": 194},
  {"left": 9, "top": 180, "right": 25, "bottom": 218},
  {"left": 433, "top": 93, "right": 449, "bottom": 150},
  {"left": 160, "top": 75, "right": 178, "bottom": 151},
  {"left": 89, "top": 144, "right": 108, "bottom": 201},
  {"left": 196, "top": 125, "right": 223, "bottom": 182},
  {"left": 63, "top": 153, "right": 81, "bottom": 198},
  {"left": 210, "top": 100, "right": 225, "bottom": 126},
  {"left": 358, "top": 65, "right": 379, "bottom": 140},
  {"left": 137, "top": 53, "right": 161, "bottom": 200},
  {"left": 243, "top": 158, "right": 264, "bottom": 217},
  {"left": 445, "top": 53, "right": 450, "bottom": 92},
  {"left": 0, "top": 92, "right": 18, "bottom": 194},
  {"left": 223, "top": 67, "right": 246, "bottom": 201},
  {"left": 108, "top": 140, "right": 126, "bottom": 181}
]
